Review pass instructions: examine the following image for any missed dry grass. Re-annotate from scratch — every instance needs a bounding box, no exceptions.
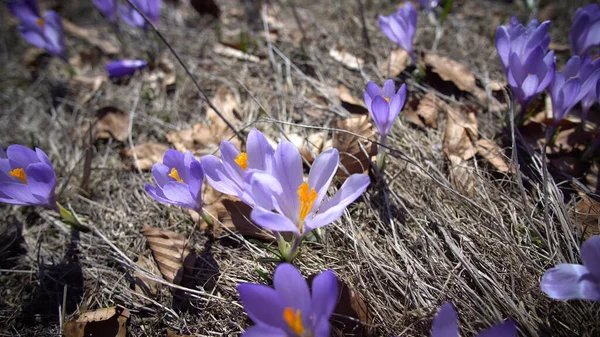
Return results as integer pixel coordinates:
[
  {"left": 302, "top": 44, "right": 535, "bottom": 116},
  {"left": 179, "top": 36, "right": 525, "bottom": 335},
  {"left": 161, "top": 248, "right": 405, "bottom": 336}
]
[{"left": 1, "top": 0, "right": 599, "bottom": 336}]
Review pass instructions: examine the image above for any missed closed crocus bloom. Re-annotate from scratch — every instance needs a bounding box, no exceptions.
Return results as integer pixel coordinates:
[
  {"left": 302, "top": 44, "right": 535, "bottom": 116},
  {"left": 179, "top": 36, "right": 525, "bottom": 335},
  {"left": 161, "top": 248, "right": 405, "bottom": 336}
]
[
  {"left": 541, "top": 236, "right": 600, "bottom": 302},
  {"left": 93, "top": 0, "right": 117, "bottom": 22},
  {"left": 549, "top": 55, "right": 600, "bottom": 126},
  {"left": 7, "top": 1, "right": 66, "bottom": 60},
  {"left": 145, "top": 149, "right": 204, "bottom": 213},
  {"left": 428, "top": 303, "right": 516, "bottom": 337},
  {"left": 378, "top": 2, "right": 417, "bottom": 62},
  {"left": 363, "top": 80, "right": 407, "bottom": 144},
  {"left": 495, "top": 17, "right": 554, "bottom": 110},
  {"left": 119, "top": 0, "right": 162, "bottom": 29},
  {"left": 105, "top": 59, "right": 148, "bottom": 78},
  {"left": 248, "top": 141, "right": 370, "bottom": 238},
  {"left": 0, "top": 145, "right": 58, "bottom": 212},
  {"left": 570, "top": 4, "right": 600, "bottom": 56},
  {"left": 578, "top": 54, "right": 600, "bottom": 122},
  {"left": 418, "top": 0, "right": 440, "bottom": 12},
  {"left": 237, "top": 263, "right": 338, "bottom": 337}
]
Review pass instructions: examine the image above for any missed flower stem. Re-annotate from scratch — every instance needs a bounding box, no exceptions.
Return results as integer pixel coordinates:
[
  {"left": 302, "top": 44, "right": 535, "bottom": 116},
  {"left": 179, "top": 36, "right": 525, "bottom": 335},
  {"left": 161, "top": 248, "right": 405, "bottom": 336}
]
[
  {"left": 376, "top": 150, "right": 387, "bottom": 173},
  {"left": 57, "top": 202, "right": 89, "bottom": 232}
]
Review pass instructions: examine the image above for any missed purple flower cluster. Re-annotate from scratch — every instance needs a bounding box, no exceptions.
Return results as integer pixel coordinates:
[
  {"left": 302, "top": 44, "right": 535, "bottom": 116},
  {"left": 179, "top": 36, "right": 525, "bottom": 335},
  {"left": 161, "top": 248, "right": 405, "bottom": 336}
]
[
  {"left": 7, "top": 0, "right": 66, "bottom": 60},
  {"left": 93, "top": 0, "right": 162, "bottom": 29}
]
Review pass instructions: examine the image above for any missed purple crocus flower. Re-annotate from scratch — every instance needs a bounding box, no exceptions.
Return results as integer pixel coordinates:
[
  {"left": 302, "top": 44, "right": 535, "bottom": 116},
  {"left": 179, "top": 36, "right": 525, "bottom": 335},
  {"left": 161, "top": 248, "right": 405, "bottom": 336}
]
[
  {"left": 237, "top": 263, "right": 338, "bottom": 337},
  {"left": 548, "top": 55, "right": 600, "bottom": 126},
  {"left": 93, "top": 0, "right": 117, "bottom": 22},
  {"left": 378, "top": 2, "right": 417, "bottom": 62},
  {"left": 540, "top": 236, "right": 600, "bottom": 302},
  {"left": 428, "top": 303, "right": 516, "bottom": 337},
  {"left": 201, "top": 128, "right": 274, "bottom": 206},
  {"left": 579, "top": 54, "right": 600, "bottom": 123},
  {"left": 7, "top": 0, "right": 66, "bottom": 60},
  {"left": 105, "top": 59, "right": 148, "bottom": 78},
  {"left": 363, "top": 80, "right": 407, "bottom": 144},
  {"left": 247, "top": 141, "right": 370, "bottom": 238},
  {"left": 570, "top": 4, "right": 600, "bottom": 56},
  {"left": 418, "top": 0, "right": 440, "bottom": 12},
  {"left": 145, "top": 149, "right": 204, "bottom": 213},
  {"left": 119, "top": 0, "right": 162, "bottom": 29},
  {"left": 495, "top": 17, "right": 554, "bottom": 111},
  {"left": 0, "top": 145, "right": 58, "bottom": 212}
]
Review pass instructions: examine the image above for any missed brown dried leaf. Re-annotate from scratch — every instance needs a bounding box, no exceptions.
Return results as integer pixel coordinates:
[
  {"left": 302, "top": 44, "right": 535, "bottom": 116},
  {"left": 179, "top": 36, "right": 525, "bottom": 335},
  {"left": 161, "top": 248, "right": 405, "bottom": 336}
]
[
  {"left": 213, "top": 43, "right": 260, "bottom": 63},
  {"left": 62, "top": 19, "right": 120, "bottom": 55},
  {"left": 142, "top": 225, "right": 195, "bottom": 284},
  {"left": 64, "top": 307, "right": 129, "bottom": 337},
  {"left": 448, "top": 155, "right": 476, "bottom": 197},
  {"left": 134, "top": 253, "right": 160, "bottom": 303},
  {"left": 288, "top": 132, "right": 327, "bottom": 163},
  {"left": 69, "top": 75, "right": 106, "bottom": 105},
  {"left": 442, "top": 104, "right": 478, "bottom": 161},
  {"left": 570, "top": 193, "right": 600, "bottom": 239},
  {"left": 329, "top": 46, "right": 364, "bottom": 71},
  {"left": 424, "top": 53, "right": 477, "bottom": 93},
  {"left": 476, "top": 138, "right": 512, "bottom": 173},
  {"left": 380, "top": 49, "right": 409, "bottom": 78},
  {"left": 404, "top": 93, "right": 439, "bottom": 129},
  {"left": 206, "top": 86, "right": 241, "bottom": 129},
  {"left": 167, "top": 123, "right": 241, "bottom": 157},
  {"left": 222, "top": 199, "right": 274, "bottom": 240},
  {"left": 93, "top": 107, "right": 129, "bottom": 142},
  {"left": 333, "top": 115, "right": 377, "bottom": 177},
  {"left": 121, "top": 142, "right": 169, "bottom": 171},
  {"left": 337, "top": 84, "right": 368, "bottom": 115}
]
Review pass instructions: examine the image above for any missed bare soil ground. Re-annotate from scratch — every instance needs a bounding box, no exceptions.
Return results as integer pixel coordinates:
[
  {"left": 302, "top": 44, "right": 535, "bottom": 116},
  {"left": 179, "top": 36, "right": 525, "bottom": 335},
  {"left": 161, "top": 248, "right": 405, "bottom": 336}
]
[{"left": 1, "top": 0, "right": 599, "bottom": 336}]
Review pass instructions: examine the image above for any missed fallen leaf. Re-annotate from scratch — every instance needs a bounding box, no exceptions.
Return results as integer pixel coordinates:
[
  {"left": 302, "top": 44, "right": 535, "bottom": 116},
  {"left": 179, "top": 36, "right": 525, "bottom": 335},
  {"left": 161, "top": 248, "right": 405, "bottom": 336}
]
[
  {"left": 190, "top": 0, "right": 221, "bottom": 17},
  {"left": 213, "top": 43, "right": 260, "bottom": 63},
  {"left": 337, "top": 84, "right": 368, "bottom": 115},
  {"left": 329, "top": 46, "right": 364, "bottom": 71},
  {"left": 404, "top": 93, "right": 439, "bottom": 129},
  {"left": 570, "top": 193, "right": 600, "bottom": 239},
  {"left": 68, "top": 75, "right": 106, "bottom": 105},
  {"left": 206, "top": 86, "right": 241, "bottom": 130},
  {"left": 288, "top": 132, "right": 327, "bottom": 163},
  {"left": 424, "top": 53, "right": 477, "bottom": 93},
  {"left": 134, "top": 253, "right": 160, "bottom": 303},
  {"left": 448, "top": 155, "right": 476, "bottom": 197},
  {"left": 476, "top": 138, "right": 512, "bottom": 173},
  {"left": 142, "top": 225, "right": 195, "bottom": 284},
  {"left": 333, "top": 115, "right": 377, "bottom": 177},
  {"left": 442, "top": 103, "right": 478, "bottom": 161},
  {"left": 380, "top": 49, "right": 409, "bottom": 78},
  {"left": 121, "top": 142, "right": 169, "bottom": 171},
  {"left": 64, "top": 307, "right": 129, "bottom": 337},
  {"left": 221, "top": 199, "right": 274, "bottom": 240},
  {"left": 62, "top": 19, "right": 120, "bottom": 55},
  {"left": 93, "top": 107, "right": 129, "bottom": 142}
]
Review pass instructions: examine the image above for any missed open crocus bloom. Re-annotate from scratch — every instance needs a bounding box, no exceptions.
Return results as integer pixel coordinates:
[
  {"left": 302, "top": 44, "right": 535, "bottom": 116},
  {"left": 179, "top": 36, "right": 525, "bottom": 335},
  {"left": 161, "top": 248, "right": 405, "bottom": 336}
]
[
  {"left": 570, "top": 4, "right": 600, "bottom": 56},
  {"left": 237, "top": 263, "right": 338, "bottom": 337},
  {"left": 540, "top": 235, "right": 600, "bottom": 302},
  {"left": 119, "top": 0, "right": 162, "bottom": 29},
  {"left": 145, "top": 149, "right": 204, "bottom": 213},
  {"left": 247, "top": 141, "right": 370, "bottom": 239},
  {"left": 427, "top": 303, "right": 516, "bottom": 337},
  {"left": 378, "top": 2, "right": 417, "bottom": 62},
  {"left": 201, "top": 128, "right": 274, "bottom": 206},
  {"left": 363, "top": 80, "right": 407, "bottom": 144},
  {"left": 0, "top": 145, "right": 58, "bottom": 212}
]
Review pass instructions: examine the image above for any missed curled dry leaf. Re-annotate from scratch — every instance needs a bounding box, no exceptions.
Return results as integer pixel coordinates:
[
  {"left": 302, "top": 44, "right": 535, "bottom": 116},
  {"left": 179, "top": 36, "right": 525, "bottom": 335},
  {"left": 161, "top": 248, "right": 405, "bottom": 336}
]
[
  {"left": 448, "top": 155, "right": 476, "bottom": 197},
  {"left": 288, "top": 132, "right": 328, "bottom": 163},
  {"left": 134, "top": 253, "right": 160, "bottom": 303},
  {"left": 121, "top": 142, "right": 169, "bottom": 171},
  {"left": 93, "top": 107, "right": 130, "bottom": 142},
  {"left": 424, "top": 53, "right": 477, "bottom": 93},
  {"left": 476, "top": 138, "right": 512, "bottom": 173},
  {"left": 337, "top": 84, "right": 368, "bottom": 115},
  {"left": 329, "top": 46, "right": 365, "bottom": 71},
  {"left": 213, "top": 43, "right": 260, "bottom": 63},
  {"left": 570, "top": 193, "right": 600, "bottom": 239},
  {"left": 380, "top": 49, "right": 409, "bottom": 78},
  {"left": 62, "top": 19, "right": 120, "bottom": 55},
  {"left": 333, "top": 115, "right": 377, "bottom": 177},
  {"left": 64, "top": 307, "right": 129, "bottom": 337},
  {"left": 442, "top": 103, "right": 478, "bottom": 161},
  {"left": 69, "top": 75, "right": 106, "bottom": 105},
  {"left": 404, "top": 93, "right": 439, "bottom": 129},
  {"left": 142, "top": 225, "right": 195, "bottom": 284}
]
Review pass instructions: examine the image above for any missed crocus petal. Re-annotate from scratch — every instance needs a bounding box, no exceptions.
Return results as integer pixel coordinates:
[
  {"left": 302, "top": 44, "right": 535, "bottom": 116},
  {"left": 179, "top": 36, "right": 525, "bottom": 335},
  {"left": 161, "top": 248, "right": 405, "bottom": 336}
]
[
  {"left": 308, "top": 148, "right": 339, "bottom": 208},
  {"left": 273, "top": 141, "right": 303, "bottom": 222},
  {"left": 247, "top": 128, "right": 275, "bottom": 172},
  {"left": 151, "top": 163, "right": 171, "bottom": 188},
  {"left": 581, "top": 236, "right": 600, "bottom": 278},
  {"left": 563, "top": 55, "right": 581, "bottom": 79},
  {"left": 145, "top": 184, "right": 173, "bottom": 205},
  {"left": 312, "top": 319, "right": 331, "bottom": 337},
  {"left": 581, "top": 20, "right": 600, "bottom": 55},
  {"left": 382, "top": 79, "right": 396, "bottom": 98},
  {"left": 162, "top": 149, "right": 186, "bottom": 179},
  {"left": 495, "top": 27, "right": 510, "bottom": 68},
  {"left": 378, "top": 16, "right": 398, "bottom": 45},
  {"left": 370, "top": 96, "right": 390, "bottom": 136},
  {"left": 311, "top": 270, "right": 338, "bottom": 320},
  {"left": 162, "top": 182, "right": 197, "bottom": 210},
  {"left": 237, "top": 283, "right": 287, "bottom": 328},
  {"left": 540, "top": 263, "right": 600, "bottom": 301},
  {"left": 43, "top": 10, "right": 66, "bottom": 60},
  {"left": 274, "top": 264, "right": 311, "bottom": 315},
  {"left": 521, "top": 75, "right": 540, "bottom": 100},
  {"left": 220, "top": 140, "right": 244, "bottom": 182},
  {"left": 475, "top": 320, "right": 517, "bottom": 337},
  {"left": 431, "top": 303, "right": 459, "bottom": 337},
  {"left": 242, "top": 325, "right": 286, "bottom": 337},
  {"left": 18, "top": 26, "right": 46, "bottom": 50},
  {"left": 365, "top": 81, "right": 381, "bottom": 99},
  {"left": 201, "top": 155, "right": 243, "bottom": 197},
  {"left": 246, "top": 171, "right": 283, "bottom": 211},
  {"left": 250, "top": 206, "right": 300, "bottom": 234},
  {"left": 0, "top": 182, "right": 39, "bottom": 205},
  {"left": 7, "top": 144, "right": 39, "bottom": 168},
  {"left": 25, "top": 162, "right": 55, "bottom": 204},
  {"left": 105, "top": 60, "right": 147, "bottom": 78},
  {"left": 187, "top": 160, "right": 204, "bottom": 202}
]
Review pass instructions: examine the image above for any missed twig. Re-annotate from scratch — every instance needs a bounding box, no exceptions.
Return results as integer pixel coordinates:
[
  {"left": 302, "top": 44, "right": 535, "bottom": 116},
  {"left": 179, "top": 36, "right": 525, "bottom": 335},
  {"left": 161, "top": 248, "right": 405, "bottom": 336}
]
[{"left": 128, "top": 83, "right": 143, "bottom": 176}]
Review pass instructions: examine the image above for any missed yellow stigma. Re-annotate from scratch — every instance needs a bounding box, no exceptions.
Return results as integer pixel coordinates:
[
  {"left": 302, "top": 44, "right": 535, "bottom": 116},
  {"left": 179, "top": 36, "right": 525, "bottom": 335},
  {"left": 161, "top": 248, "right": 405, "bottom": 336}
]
[
  {"left": 168, "top": 167, "right": 183, "bottom": 183},
  {"left": 9, "top": 168, "right": 27, "bottom": 184},
  {"left": 297, "top": 182, "right": 317, "bottom": 226},
  {"left": 36, "top": 18, "right": 45, "bottom": 28},
  {"left": 383, "top": 96, "right": 390, "bottom": 103},
  {"left": 593, "top": 54, "right": 600, "bottom": 61},
  {"left": 234, "top": 152, "right": 248, "bottom": 171},
  {"left": 283, "top": 307, "right": 305, "bottom": 335}
]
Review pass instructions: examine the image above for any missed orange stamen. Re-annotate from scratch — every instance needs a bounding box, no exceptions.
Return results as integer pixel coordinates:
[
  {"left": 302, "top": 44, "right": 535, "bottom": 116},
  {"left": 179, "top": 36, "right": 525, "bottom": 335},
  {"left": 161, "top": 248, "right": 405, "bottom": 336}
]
[
  {"left": 283, "top": 307, "right": 305, "bottom": 335},
  {"left": 9, "top": 168, "right": 27, "bottom": 184},
  {"left": 36, "top": 18, "right": 45, "bottom": 28},
  {"left": 234, "top": 152, "right": 248, "bottom": 171},
  {"left": 168, "top": 167, "right": 183, "bottom": 183},
  {"left": 297, "top": 182, "right": 317, "bottom": 229},
  {"left": 383, "top": 96, "right": 391, "bottom": 103}
]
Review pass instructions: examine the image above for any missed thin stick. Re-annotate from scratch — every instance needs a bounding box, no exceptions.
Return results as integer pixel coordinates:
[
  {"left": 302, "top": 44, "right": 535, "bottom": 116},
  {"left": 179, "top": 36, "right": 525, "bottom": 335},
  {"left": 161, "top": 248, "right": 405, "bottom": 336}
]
[{"left": 123, "top": 0, "right": 242, "bottom": 143}]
